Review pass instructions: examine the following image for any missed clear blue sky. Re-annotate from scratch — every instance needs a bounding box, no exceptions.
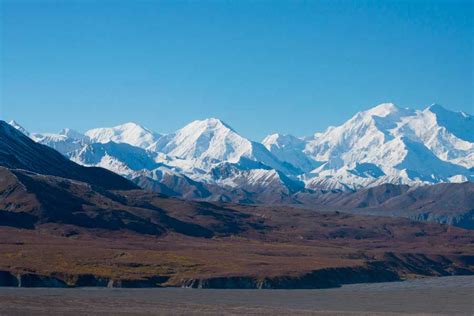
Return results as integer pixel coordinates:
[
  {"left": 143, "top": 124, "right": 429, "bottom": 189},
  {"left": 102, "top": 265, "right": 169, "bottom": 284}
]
[{"left": 1, "top": 0, "right": 472, "bottom": 140}]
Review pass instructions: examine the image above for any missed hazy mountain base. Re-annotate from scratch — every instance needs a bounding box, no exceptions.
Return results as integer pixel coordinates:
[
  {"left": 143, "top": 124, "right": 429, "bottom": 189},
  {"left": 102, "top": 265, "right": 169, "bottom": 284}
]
[{"left": 137, "top": 176, "right": 474, "bottom": 229}]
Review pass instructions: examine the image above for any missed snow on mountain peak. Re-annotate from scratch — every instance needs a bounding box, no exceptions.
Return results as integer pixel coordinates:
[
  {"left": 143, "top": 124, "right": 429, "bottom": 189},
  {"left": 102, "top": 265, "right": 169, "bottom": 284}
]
[
  {"left": 151, "top": 118, "right": 294, "bottom": 174},
  {"left": 364, "top": 103, "right": 399, "bottom": 117},
  {"left": 17, "top": 102, "right": 473, "bottom": 194},
  {"left": 300, "top": 102, "right": 474, "bottom": 188},
  {"left": 8, "top": 120, "right": 30, "bottom": 136},
  {"left": 200, "top": 117, "right": 230, "bottom": 127},
  {"left": 181, "top": 118, "right": 235, "bottom": 134},
  {"left": 262, "top": 133, "right": 280, "bottom": 144},
  {"left": 8, "top": 120, "right": 20, "bottom": 127},
  {"left": 153, "top": 118, "right": 253, "bottom": 163},
  {"left": 262, "top": 133, "right": 303, "bottom": 149},
  {"left": 424, "top": 103, "right": 474, "bottom": 143},
  {"left": 263, "top": 133, "right": 320, "bottom": 173},
  {"left": 85, "top": 122, "right": 161, "bottom": 149},
  {"left": 58, "top": 128, "right": 87, "bottom": 141}
]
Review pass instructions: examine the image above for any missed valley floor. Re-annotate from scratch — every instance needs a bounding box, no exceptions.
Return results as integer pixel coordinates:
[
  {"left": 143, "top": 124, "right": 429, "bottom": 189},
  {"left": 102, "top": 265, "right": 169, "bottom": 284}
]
[{"left": 0, "top": 275, "right": 473, "bottom": 315}]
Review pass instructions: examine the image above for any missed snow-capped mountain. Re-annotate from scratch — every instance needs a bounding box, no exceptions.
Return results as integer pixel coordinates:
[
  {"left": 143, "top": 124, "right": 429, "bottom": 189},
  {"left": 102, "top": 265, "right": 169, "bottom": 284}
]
[
  {"left": 8, "top": 120, "right": 30, "bottom": 136},
  {"left": 8, "top": 103, "right": 473, "bottom": 202},
  {"left": 296, "top": 103, "right": 473, "bottom": 189},
  {"left": 32, "top": 128, "right": 90, "bottom": 155},
  {"left": 150, "top": 118, "right": 295, "bottom": 174},
  {"left": 262, "top": 133, "right": 320, "bottom": 172},
  {"left": 399, "top": 104, "right": 473, "bottom": 168},
  {"left": 85, "top": 122, "right": 161, "bottom": 149},
  {"left": 68, "top": 142, "right": 162, "bottom": 176}
]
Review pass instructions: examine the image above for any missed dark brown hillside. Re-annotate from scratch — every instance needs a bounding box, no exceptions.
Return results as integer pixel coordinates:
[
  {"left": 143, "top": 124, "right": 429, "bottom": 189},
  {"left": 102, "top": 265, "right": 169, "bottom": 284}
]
[
  {"left": 368, "top": 182, "right": 474, "bottom": 212},
  {"left": 0, "top": 167, "right": 222, "bottom": 237},
  {"left": 294, "top": 182, "right": 474, "bottom": 228},
  {"left": 325, "top": 183, "right": 411, "bottom": 208}
]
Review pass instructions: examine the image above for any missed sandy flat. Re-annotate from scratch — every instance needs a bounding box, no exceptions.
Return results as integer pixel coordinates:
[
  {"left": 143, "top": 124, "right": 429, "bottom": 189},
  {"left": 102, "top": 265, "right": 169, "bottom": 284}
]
[{"left": 0, "top": 275, "right": 473, "bottom": 315}]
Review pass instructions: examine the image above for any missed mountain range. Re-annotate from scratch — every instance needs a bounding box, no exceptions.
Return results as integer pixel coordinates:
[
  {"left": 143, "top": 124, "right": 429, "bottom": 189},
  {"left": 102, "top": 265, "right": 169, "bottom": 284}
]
[
  {"left": 0, "top": 118, "right": 473, "bottom": 288},
  {"left": 9, "top": 103, "right": 473, "bottom": 204}
]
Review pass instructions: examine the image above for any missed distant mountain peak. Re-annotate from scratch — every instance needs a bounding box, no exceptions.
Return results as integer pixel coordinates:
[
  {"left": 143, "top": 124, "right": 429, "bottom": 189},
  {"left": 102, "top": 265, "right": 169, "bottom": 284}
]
[
  {"left": 424, "top": 103, "right": 473, "bottom": 143},
  {"left": 263, "top": 133, "right": 280, "bottom": 140},
  {"left": 202, "top": 117, "right": 226, "bottom": 124},
  {"left": 8, "top": 120, "right": 30, "bottom": 136},
  {"left": 150, "top": 117, "right": 296, "bottom": 174},
  {"left": 427, "top": 103, "right": 447, "bottom": 112},
  {"left": 262, "top": 133, "right": 319, "bottom": 173},
  {"left": 427, "top": 103, "right": 472, "bottom": 118},
  {"left": 186, "top": 118, "right": 234, "bottom": 131},
  {"left": 58, "top": 128, "right": 87, "bottom": 140},
  {"left": 8, "top": 120, "right": 20, "bottom": 126},
  {"left": 85, "top": 122, "right": 161, "bottom": 149},
  {"left": 364, "top": 103, "right": 399, "bottom": 117},
  {"left": 16, "top": 102, "right": 473, "bottom": 197},
  {"left": 263, "top": 133, "right": 304, "bottom": 149},
  {"left": 155, "top": 117, "right": 251, "bottom": 163},
  {"left": 117, "top": 122, "right": 150, "bottom": 130},
  {"left": 88, "top": 122, "right": 156, "bottom": 134}
]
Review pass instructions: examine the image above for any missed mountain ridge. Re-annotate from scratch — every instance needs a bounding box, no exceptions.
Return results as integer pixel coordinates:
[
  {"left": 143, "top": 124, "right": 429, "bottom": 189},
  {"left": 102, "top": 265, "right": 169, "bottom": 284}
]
[
  {"left": 8, "top": 103, "right": 473, "bottom": 202},
  {"left": 0, "top": 121, "right": 138, "bottom": 190}
]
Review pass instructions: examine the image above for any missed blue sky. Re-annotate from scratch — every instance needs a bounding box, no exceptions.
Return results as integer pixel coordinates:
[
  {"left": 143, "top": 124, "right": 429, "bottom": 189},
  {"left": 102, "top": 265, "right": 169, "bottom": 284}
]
[{"left": 1, "top": 0, "right": 472, "bottom": 140}]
